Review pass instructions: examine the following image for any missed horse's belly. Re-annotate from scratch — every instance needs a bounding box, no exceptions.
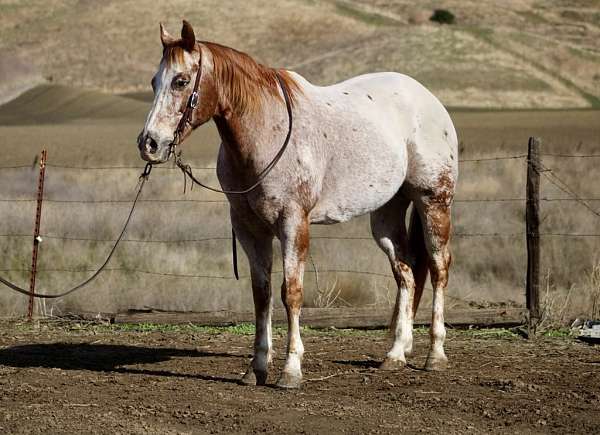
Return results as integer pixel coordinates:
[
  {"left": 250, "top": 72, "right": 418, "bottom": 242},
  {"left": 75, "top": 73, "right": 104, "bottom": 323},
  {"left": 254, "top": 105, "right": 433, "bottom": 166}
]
[
  {"left": 310, "top": 194, "right": 395, "bottom": 224},
  {"left": 310, "top": 149, "right": 406, "bottom": 224}
]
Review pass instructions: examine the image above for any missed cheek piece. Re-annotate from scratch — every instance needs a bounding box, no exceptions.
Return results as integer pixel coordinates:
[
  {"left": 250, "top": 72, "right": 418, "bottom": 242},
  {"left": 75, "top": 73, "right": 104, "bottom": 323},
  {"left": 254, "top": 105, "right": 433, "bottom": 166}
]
[{"left": 168, "top": 51, "right": 203, "bottom": 160}]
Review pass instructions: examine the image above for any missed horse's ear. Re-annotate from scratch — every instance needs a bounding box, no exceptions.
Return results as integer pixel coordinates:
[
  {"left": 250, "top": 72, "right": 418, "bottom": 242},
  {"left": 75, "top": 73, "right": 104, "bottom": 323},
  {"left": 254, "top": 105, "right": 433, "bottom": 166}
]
[
  {"left": 181, "top": 20, "right": 196, "bottom": 52},
  {"left": 160, "top": 23, "right": 176, "bottom": 47}
]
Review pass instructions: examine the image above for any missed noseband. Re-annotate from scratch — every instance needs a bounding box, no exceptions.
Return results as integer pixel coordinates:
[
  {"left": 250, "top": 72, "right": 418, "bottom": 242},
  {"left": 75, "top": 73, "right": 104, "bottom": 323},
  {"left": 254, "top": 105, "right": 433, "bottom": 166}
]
[{"left": 166, "top": 46, "right": 294, "bottom": 195}]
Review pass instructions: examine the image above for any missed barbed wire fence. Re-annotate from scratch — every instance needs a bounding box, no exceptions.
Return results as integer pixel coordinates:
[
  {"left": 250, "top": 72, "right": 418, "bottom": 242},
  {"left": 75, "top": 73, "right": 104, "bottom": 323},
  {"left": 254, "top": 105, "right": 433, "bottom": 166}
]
[{"left": 0, "top": 138, "right": 599, "bottom": 326}]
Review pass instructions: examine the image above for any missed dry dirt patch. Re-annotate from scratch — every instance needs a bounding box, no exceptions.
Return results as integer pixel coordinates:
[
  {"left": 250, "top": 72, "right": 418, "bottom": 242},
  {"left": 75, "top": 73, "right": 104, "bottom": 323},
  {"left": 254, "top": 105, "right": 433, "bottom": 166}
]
[{"left": 0, "top": 322, "right": 598, "bottom": 434}]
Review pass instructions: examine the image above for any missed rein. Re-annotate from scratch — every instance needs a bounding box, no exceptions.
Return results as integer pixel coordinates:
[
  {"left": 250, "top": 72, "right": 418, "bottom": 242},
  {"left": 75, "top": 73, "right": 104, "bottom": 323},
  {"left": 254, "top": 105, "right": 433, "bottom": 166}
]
[
  {"left": 168, "top": 53, "right": 293, "bottom": 280},
  {"left": 0, "top": 164, "right": 153, "bottom": 299},
  {"left": 168, "top": 56, "right": 294, "bottom": 195},
  {"left": 167, "top": 53, "right": 295, "bottom": 281},
  {"left": 0, "top": 48, "right": 294, "bottom": 299}
]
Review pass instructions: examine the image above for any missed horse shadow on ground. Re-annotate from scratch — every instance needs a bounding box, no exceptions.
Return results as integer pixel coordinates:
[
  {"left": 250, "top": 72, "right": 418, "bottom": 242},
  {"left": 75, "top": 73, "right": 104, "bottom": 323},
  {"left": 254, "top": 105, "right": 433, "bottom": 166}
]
[
  {"left": 334, "top": 359, "right": 427, "bottom": 371},
  {"left": 0, "top": 343, "right": 249, "bottom": 384},
  {"left": 333, "top": 359, "right": 381, "bottom": 369}
]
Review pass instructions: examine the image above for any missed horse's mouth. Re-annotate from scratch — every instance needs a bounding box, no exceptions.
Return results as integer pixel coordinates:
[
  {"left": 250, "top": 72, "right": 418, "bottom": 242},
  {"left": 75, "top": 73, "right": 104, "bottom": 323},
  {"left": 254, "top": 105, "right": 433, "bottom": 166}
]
[{"left": 139, "top": 148, "right": 170, "bottom": 164}]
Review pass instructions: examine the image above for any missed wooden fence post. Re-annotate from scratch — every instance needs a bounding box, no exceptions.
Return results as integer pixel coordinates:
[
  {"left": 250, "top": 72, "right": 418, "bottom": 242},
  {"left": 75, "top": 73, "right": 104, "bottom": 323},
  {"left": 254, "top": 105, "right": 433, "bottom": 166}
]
[
  {"left": 28, "top": 149, "right": 47, "bottom": 320},
  {"left": 526, "top": 137, "right": 541, "bottom": 336}
]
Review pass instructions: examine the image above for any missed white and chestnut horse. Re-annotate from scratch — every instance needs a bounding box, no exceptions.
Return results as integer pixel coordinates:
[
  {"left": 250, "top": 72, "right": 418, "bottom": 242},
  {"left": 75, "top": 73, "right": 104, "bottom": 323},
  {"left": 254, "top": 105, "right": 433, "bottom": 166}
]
[{"left": 138, "top": 21, "right": 458, "bottom": 388}]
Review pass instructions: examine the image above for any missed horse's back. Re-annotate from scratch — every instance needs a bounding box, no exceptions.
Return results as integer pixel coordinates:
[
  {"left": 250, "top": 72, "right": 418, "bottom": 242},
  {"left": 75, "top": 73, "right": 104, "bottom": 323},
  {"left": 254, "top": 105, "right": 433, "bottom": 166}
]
[
  {"left": 356, "top": 73, "right": 459, "bottom": 199},
  {"left": 333, "top": 72, "right": 458, "bottom": 163}
]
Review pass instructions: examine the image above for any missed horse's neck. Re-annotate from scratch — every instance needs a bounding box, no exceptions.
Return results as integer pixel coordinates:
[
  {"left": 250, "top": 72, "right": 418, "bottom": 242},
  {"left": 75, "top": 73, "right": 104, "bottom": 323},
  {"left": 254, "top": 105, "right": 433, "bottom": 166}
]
[{"left": 213, "top": 97, "right": 287, "bottom": 170}]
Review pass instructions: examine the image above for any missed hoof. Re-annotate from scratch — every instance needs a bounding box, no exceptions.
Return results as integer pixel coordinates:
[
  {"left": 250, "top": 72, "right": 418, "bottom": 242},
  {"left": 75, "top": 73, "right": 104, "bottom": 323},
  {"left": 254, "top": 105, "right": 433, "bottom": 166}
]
[
  {"left": 404, "top": 347, "right": 413, "bottom": 358},
  {"left": 424, "top": 355, "right": 448, "bottom": 371},
  {"left": 275, "top": 372, "right": 302, "bottom": 389},
  {"left": 240, "top": 368, "right": 267, "bottom": 386},
  {"left": 379, "top": 357, "right": 406, "bottom": 371}
]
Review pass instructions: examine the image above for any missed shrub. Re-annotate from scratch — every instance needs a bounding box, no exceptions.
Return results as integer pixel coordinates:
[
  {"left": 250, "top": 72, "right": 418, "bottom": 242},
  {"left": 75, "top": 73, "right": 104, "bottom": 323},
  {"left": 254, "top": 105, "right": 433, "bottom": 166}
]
[{"left": 430, "top": 9, "right": 455, "bottom": 25}]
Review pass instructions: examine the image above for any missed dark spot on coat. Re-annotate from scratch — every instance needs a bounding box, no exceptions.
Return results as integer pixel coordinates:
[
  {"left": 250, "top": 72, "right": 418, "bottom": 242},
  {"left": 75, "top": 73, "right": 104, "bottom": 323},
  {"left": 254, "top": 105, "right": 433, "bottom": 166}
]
[
  {"left": 343, "top": 92, "right": 349, "bottom": 95},
  {"left": 450, "top": 154, "right": 454, "bottom": 160},
  {"left": 367, "top": 94, "right": 373, "bottom": 100},
  {"left": 326, "top": 102, "right": 332, "bottom": 107},
  {"left": 323, "top": 132, "right": 328, "bottom": 139},
  {"left": 443, "top": 130, "right": 448, "bottom": 138}
]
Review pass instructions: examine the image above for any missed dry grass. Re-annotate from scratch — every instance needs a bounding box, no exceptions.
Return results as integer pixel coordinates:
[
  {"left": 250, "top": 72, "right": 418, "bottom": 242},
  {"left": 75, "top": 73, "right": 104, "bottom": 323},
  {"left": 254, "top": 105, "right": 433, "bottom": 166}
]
[
  {"left": 538, "top": 257, "right": 600, "bottom": 331},
  {"left": 586, "top": 259, "right": 600, "bottom": 320},
  {"left": 312, "top": 278, "right": 343, "bottom": 309},
  {"left": 1, "top": 103, "right": 599, "bottom": 320},
  {"left": 1, "top": 107, "right": 599, "bottom": 321},
  {"left": 0, "top": 1, "right": 599, "bottom": 320},
  {"left": 1, "top": 0, "right": 599, "bottom": 108}
]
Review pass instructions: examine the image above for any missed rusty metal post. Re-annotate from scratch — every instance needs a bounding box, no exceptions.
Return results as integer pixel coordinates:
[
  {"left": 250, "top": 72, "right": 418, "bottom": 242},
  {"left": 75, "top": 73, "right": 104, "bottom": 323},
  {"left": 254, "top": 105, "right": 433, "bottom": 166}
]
[
  {"left": 526, "top": 138, "right": 541, "bottom": 337},
  {"left": 28, "top": 149, "right": 47, "bottom": 320}
]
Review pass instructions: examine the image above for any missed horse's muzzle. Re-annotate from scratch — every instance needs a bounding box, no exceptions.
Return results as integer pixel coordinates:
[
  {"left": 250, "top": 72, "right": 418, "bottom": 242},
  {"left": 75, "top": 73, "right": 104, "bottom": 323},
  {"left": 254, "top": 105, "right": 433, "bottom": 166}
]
[{"left": 138, "top": 133, "right": 169, "bottom": 163}]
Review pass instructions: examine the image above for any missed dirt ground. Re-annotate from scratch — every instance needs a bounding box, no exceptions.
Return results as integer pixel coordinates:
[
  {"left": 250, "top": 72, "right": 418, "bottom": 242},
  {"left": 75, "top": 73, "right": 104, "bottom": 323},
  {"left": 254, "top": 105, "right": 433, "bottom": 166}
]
[{"left": 0, "top": 322, "right": 598, "bottom": 434}]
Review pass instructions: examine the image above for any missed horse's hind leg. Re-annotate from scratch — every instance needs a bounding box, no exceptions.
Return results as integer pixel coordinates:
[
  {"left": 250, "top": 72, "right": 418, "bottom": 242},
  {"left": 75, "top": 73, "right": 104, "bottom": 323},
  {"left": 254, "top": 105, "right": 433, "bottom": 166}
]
[
  {"left": 413, "top": 197, "right": 453, "bottom": 371},
  {"left": 370, "top": 196, "right": 415, "bottom": 369},
  {"left": 231, "top": 211, "right": 274, "bottom": 386}
]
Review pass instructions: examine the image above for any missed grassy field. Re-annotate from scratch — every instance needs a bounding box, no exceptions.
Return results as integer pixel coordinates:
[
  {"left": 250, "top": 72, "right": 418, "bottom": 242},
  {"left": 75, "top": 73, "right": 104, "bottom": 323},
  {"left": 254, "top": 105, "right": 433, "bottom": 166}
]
[
  {"left": 0, "top": 1, "right": 599, "bottom": 321},
  {"left": 0, "top": 86, "right": 599, "bottom": 322}
]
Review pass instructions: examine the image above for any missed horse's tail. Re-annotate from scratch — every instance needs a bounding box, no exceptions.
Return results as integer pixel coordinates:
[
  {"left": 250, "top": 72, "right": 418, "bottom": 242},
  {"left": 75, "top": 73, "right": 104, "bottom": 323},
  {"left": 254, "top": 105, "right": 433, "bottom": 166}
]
[{"left": 409, "top": 207, "right": 429, "bottom": 317}]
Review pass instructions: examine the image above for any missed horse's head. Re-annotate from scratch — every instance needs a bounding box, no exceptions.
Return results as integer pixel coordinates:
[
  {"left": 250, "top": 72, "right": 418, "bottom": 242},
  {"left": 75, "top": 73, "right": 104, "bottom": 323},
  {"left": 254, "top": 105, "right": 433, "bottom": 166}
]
[{"left": 137, "top": 21, "right": 217, "bottom": 163}]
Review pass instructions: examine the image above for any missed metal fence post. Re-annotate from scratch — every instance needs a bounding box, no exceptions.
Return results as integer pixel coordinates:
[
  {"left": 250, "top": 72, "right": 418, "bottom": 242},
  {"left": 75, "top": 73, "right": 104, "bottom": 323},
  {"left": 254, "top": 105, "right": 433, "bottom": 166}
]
[{"left": 28, "top": 149, "right": 47, "bottom": 320}]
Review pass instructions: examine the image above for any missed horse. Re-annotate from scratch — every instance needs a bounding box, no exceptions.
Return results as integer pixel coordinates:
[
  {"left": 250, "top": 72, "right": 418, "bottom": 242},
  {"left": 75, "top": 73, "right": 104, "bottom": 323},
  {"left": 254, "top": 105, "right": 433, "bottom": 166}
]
[{"left": 138, "top": 21, "right": 458, "bottom": 389}]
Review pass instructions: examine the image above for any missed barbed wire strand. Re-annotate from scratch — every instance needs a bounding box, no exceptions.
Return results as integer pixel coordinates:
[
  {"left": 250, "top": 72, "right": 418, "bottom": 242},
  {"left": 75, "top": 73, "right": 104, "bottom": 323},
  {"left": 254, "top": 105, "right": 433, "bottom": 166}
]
[
  {"left": 3, "top": 231, "right": 600, "bottom": 245},
  {"left": 0, "top": 267, "right": 395, "bottom": 280},
  {"left": 0, "top": 198, "right": 228, "bottom": 204},
  {"left": 0, "top": 164, "right": 217, "bottom": 171},
  {"left": 0, "top": 153, "right": 536, "bottom": 171},
  {"left": 2, "top": 196, "right": 598, "bottom": 204},
  {"left": 541, "top": 153, "right": 600, "bottom": 158},
  {"left": 0, "top": 152, "right": 596, "bottom": 172},
  {"left": 537, "top": 162, "right": 600, "bottom": 220},
  {"left": 0, "top": 233, "right": 532, "bottom": 244},
  {"left": 458, "top": 155, "right": 527, "bottom": 162}
]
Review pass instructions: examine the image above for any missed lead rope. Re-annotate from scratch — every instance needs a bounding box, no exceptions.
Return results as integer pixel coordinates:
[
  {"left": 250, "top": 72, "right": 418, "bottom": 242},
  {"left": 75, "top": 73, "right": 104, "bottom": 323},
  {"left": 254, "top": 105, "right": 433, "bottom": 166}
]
[{"left": 0, "top": 163, "right": 152, "bottom": 299}]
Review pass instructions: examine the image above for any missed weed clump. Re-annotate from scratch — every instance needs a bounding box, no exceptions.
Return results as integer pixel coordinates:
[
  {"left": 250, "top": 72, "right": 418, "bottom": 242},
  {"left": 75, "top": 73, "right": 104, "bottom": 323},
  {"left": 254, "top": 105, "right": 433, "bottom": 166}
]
[{"left": 430, "top": 9, "right": 455, "bottom": 25}]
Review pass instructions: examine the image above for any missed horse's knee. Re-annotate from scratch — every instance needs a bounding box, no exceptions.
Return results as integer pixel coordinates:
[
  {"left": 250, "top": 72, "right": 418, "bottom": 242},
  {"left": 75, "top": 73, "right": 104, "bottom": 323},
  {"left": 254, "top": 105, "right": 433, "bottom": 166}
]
[
  {"left": 429, "top": 246, "right": 451, "bottom": 288},
  {"left": 281, "top": 277, "right": 303, "bottom": 311}
]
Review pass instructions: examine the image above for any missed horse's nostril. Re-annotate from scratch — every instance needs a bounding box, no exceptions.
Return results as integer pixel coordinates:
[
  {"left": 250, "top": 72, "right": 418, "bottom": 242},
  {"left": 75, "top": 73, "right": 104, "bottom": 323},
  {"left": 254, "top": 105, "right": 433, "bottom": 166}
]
[{"left": 146, "top": 137, "right": 159, "bottom": 153}]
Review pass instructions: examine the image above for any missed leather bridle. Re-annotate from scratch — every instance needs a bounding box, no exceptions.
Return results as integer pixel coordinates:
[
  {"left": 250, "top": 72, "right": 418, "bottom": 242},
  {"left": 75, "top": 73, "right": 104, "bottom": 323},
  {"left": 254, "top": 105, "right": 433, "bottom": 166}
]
[
  {"left": 169, "top": 48, "right": 204, "bottom": 154},
  {"left": 167, "top": 43, "right": 294, "bottom": 196}
]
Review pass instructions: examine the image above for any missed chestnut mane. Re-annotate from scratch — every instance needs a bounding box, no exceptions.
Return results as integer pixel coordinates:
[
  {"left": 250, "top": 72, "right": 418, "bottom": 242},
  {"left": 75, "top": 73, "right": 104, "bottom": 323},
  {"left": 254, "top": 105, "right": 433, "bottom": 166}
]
[{"left": 163, "top": 41, "right": 301, "bottom": 114}]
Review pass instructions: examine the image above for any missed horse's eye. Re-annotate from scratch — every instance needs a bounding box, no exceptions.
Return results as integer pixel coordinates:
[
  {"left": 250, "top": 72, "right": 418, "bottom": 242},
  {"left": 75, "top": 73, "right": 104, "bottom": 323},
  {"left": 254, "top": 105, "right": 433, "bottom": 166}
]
[{"left": 172, "top": 77, "right": 190, "bottom": 89}]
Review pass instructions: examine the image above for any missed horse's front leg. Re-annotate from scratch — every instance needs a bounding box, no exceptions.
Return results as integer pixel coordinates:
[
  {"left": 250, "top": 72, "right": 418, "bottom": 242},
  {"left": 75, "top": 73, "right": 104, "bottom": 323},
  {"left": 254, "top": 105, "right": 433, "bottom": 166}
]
[
  {"left": 276, "top": 210, "right": 309, "bottom": 389},
  {"left": 231, "top": 212, "right": 274, "bottom": 386}
]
